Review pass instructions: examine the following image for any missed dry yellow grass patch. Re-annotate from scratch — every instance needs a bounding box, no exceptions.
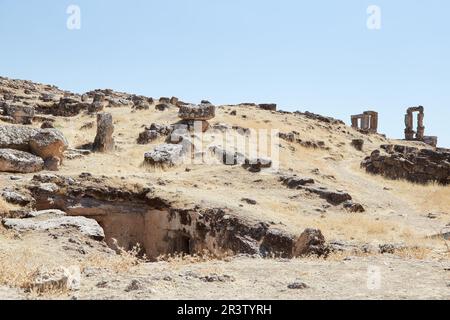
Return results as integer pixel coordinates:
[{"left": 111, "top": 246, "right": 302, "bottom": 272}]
[
  {"left": 80, "top": 240, "right": 145, "bottom": 273},
  {"left": 366, "top": 174, "right": 450, "bottom": 214}
]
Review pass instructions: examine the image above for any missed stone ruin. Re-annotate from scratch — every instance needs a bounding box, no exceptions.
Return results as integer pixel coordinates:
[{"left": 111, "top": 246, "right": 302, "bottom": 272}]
[
  {"left": 404, "top": 106, "right": 438, "bottom": 147},
  {"left": 351, "top": 111, "right": 378, "bottom": 134}
]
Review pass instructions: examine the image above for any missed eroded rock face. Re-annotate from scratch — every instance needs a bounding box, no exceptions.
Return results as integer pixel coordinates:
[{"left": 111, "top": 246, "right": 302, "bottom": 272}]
[
  {"left": 0, "top": 149, "right": 44, "bottom": 173},
  {"left": 361, "top": 144, "right": 450, "bottom": 185},
  {"left": 179, "top": 103, "right": 215, "bottom": 121},
  {"left": 93, "top": 113, "right": 115, "bottom": 152},
  {"left": 29, "top": 129, "right": 68, "bottom": 162},
  {"left": 25, "top": 174, "right": 327, "bottom": 259}
]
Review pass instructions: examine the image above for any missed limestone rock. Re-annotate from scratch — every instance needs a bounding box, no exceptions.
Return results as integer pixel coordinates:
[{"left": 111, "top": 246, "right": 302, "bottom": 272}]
[
  {"left": 29, "top": 129, "right": 68, "bottom": 161},
  {"left": 93, "top": 113, "right": 115, "bottom": 152},
  {"left": 2, "top": 214, "right": 105, "bottom": 241},
  {"left": 144, "top": 144, "right": 184, "bottom": 167},
  {"left": 27, "top": 266, "right": 81, "bottom": 293},
  {"left": 179, "top": 103, "right": 215, "bottom": 121},
  {"left": 0, "top": 149, "right": 44, "bottom": 173},
  {"left": 0, "top": 125, "right": 39, "bottom": 151}
]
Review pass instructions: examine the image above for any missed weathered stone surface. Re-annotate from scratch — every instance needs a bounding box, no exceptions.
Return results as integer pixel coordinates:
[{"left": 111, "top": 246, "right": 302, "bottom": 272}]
[
  {"left": 209, "top": 146, "right": 245, "bottom": 166},
  {"left": 2, "top": 104, "right": 35, "bottom": 124},
  {"left": 279, "top": 131, "right": 328, "bottom": 150},
  {"left": 280, "top": 175, "right": 315, "bottom": 188},
  {"left": 40, "top": 121, "right": 54, "bottom": 129},
  {"left": 27, "top": 266, "right": 81, "bottom": 293},
  {"left": 0, "top": 149, "right": 44, "bottom": 173},
  {"left": 258, "top": 103, "right": 277, "bottom": 111},
  {"left": 0, "top": 125, "right": 39, "bottom": 151},
  {"left": 297, "top": 111, "right": 345, "bottom": 125},
  {"left": 2, "top": 213, "right": 105, "bottom": 241},
  {"left": 155, "top": 103, "right": 169, "bottom": 111},
  {"left": 293, "top": 228, "right": 327, "bottom": 257},
  {"left": 137, "top": 123, "right": 172, "bottom": 145},
  {"left": 242, "top": 157, "right": 272, "bottom": 173},
  {"left": 144, "top": 144, "right": 184, "bottom": 167},
  {"left": 343, "top": 201, "right": 365, "bottom": 213},
  {"left": 46, "top": 98, "right": 89, "bottom": 117},
  {"left": 179, "top": 103, "right": 215, "bottom": 121},
  {"left": 351, "top": 139, "right": 364, "bottom": 151},
  {"left": 300, "top": 186, "right": 352, "bottom": 205},
  {"left": 0, "top": 188, "right": 33, "bottom": 206},
  {"left": 170, "top": 97, "right": 179, "bottom": 105},
  {"left": 362, "top": 144, "right": 450, "bottom": 185},
  {"left": 93, "top": 113, "right": 115, "bottom": 152},
  {"left": 137, "top": 130, "right": 160, "bottom": 145},
  {"left": 29, "top": 129, "right": 68, "bottom": 161}
]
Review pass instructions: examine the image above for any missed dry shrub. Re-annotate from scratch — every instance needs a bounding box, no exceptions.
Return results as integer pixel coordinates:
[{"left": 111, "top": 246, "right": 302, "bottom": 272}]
[
  {"left": 81, "top": 239, "right": 145, "bottom": 273},
  {"left": 157, "top": 249, "right": 233, "bottom": 265},
  {"left": 394, "top": 246, "right": 432, "bottom": 260}
]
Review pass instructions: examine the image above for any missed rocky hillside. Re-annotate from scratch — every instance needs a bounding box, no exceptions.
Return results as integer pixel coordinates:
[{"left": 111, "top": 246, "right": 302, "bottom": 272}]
[{"left": 0, "top": 76, "right": 449, "bottom": 299}]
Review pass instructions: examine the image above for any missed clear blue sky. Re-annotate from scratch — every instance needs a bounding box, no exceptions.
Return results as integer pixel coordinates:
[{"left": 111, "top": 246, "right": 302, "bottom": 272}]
[{"left": 1, "top": 0, "right": 449, "bottom": 146}]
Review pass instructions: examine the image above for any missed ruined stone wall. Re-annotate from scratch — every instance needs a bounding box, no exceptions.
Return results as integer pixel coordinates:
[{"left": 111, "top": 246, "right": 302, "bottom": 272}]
[{"left": 361, "top": 144, "right": 450, "bottom": 185}]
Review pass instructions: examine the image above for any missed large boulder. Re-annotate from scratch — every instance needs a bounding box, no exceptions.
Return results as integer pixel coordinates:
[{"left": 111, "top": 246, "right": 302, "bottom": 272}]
[
  {"left": 0, "top": 125, "right": 39, "bottom": 151},
  {"left": 293, "top": 228, "right": 327, "bottom": 257},
  {"left": 179, "top": 103, "right": 215, "bottom": 121},
  {"left": 29, "top": 129, "right": 68, "bottom": 162},
  {"left": 144, "top": 144, "right": 184, "bottom": 167},
  {"left": 93, "top": 113, "right": 115, "bottom": 152},
  {"left": 0, "top": 149, "right": 44, "bottom": 173}
]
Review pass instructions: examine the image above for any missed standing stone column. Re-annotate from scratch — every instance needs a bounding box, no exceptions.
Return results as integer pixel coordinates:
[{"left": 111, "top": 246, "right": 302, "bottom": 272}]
[
  {"left": 361, "top": 114, "right": 370, "bottom": 130},
  {"left": 404, "top": 111, "right": 414, "bottom": 140},
  {"left": 351, "top": 116, "right": 359, "bottom": 129},
  {"left": 93, "top": 113, "right": 115, "bottom": 152},
  {"left": 417, "top": 112, "right": 425, "bottom": 140},
  {"left": 368, "top": 112, "right": 378, "bottom": 133}
]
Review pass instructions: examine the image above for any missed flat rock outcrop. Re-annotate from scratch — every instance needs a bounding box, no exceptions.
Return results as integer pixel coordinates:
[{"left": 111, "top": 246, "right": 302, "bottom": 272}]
[
  {"left": 0, "top": 149, "right": 44, "bottom": 173},
  {"left": 2, "top": 209, "right": 105, "bottom": 241},
  {"left": 179, "top": 103, "right": 215, "bottom": 121},
  {"left": 361, "top": 144, "right": 450, "bottom": 185}
]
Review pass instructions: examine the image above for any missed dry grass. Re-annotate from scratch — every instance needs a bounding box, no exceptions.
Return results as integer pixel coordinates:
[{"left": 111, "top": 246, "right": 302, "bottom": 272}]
[
  {"left": 81, "top": 240, "right": 145, "bottom": 273},
  {"left": 156, "top": 249, "right": 234, "bottom": 266},
  {"left": 0, "top": 198, "right": 15, "bottom": 218},
  {"left": 0, "top": 247, "right": 44, "bottom": 290}
]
